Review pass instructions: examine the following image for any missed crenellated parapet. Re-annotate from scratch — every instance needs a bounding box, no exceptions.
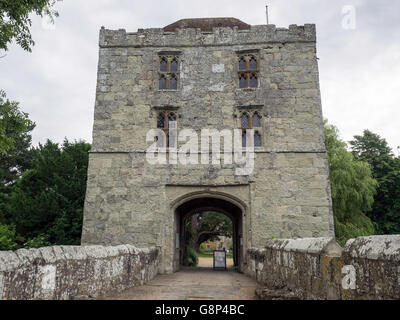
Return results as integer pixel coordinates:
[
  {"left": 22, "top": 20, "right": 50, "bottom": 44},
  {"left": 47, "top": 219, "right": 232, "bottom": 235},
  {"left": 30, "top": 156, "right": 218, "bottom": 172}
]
[{"left": 99, "top": 24, "right": 317, "bottom": 48}]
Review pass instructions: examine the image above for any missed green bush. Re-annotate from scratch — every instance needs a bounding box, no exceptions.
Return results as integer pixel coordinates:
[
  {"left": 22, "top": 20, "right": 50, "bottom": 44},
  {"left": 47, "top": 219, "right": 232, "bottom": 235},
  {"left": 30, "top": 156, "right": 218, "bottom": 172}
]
[
  {"left": 199, "top": 242, "right": 213, "bottom": 254},
  {"left": 183, "top": 246, "right": 198, "bottom": 266},
  {"left": 325, "top": 122, "right": 377, "bottom": 246},
  {"left": 0, "top": 223, "right": 18, "bottom": 250},
  {"left": 334, "top": 215, "right": 376, "bottom": 247},
  {"left": 24, "top": 234, "right": 51, "bottom": 249}
]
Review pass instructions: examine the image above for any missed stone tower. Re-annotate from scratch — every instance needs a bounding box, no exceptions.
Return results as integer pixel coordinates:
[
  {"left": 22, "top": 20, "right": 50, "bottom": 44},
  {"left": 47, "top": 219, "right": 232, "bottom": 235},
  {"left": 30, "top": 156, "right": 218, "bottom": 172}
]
[{"left": 82, "top": 18, "right": 334, "bottom": 274}]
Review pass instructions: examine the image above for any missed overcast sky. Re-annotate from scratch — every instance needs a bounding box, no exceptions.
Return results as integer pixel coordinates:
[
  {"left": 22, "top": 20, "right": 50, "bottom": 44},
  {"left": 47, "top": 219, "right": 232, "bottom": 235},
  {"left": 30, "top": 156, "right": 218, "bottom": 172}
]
[{"left": 0, "top": 0, "right": 399, "bottom": 153}]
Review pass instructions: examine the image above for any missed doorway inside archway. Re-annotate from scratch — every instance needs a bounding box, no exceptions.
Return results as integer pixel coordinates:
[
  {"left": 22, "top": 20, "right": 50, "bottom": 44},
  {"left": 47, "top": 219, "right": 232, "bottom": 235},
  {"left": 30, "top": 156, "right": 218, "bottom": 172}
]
[{"left": 174, "top": 197, "right": 243, "bottom": 272}]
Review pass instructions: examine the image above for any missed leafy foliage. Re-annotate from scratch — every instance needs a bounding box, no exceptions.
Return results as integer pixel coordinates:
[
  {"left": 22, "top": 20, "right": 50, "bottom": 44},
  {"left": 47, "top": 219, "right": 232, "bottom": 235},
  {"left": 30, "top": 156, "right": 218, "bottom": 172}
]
[
  {"left": 183, "top": 246, "right": 198, "bottom": 267},
  {"left": 0, "top": 0, "right": 60, "bottom": 52},
  {"left": 185, "top": 212, "right": 232, "bottom": 252},
  {"left": 0, "top": 2, "right": 88, "bottom": 251},
  {"left": 182, "top": 212, "right": 232, "bottom": 265},
  {"left": 0, "top": 223, "right": 18, "bottom": 250},
  {"left": 0, "top": 90, "right": 35, "bottom": 187},
  {"left": 350, "top": 130, "right": 400, "bottom": 235},
  {"left": 1, "top": 139, "right": 90, "bottom": 247},
  {"left": 0, "top": 91, "right": 36, "bottom": 249},
  {"left": 325, "top": 122, "right": 377, "bottom": 246},
  {"left": 24, "top": 234, "right": 51, "bottom": 249}
]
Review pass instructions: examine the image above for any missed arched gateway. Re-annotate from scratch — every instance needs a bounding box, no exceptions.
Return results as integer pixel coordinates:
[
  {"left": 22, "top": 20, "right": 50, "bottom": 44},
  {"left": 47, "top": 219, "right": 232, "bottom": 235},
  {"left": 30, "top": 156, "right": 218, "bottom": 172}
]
[
  {"left": 172, "top": 192, "right": 246, "bottom": 272},
  {"left": 81, "top": 18, "right": 335, "bottom": 275}
]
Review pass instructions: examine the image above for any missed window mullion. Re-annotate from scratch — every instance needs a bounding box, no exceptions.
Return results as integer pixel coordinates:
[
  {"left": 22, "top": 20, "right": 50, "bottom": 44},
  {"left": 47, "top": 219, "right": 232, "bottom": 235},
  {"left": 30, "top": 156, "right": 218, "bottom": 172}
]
[
  {"left": 166, "top": 131, "right": 169, "bottom": 148},
  {"left": 165, "top": 112, "right": 169, "bottom": 129}
]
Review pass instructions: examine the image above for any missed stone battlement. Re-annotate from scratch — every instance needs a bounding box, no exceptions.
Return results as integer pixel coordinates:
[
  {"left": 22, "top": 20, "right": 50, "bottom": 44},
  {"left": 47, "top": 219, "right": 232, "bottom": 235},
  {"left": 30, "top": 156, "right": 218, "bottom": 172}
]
[{"left": 99, "top": 24, "right": 317, "bottom": 48}]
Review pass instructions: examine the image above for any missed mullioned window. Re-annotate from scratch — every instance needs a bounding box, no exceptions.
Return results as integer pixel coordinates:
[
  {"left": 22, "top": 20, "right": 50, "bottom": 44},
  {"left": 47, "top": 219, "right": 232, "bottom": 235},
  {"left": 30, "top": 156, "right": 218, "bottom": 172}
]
[
  {"left": 159, "top": 56, "right": 179, "bottom": 90},
  {"left": 240, "top": 111, "right": 262, "bottom": 147},
  {"left": 238, "top": 55, "right": 259, "bottom": 89}
]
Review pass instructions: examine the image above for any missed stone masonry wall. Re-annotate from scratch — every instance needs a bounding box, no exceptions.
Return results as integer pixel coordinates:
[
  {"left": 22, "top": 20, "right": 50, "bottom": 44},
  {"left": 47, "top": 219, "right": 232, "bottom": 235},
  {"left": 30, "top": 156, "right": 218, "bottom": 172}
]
[
  {"left": 0, "top": 245, "right": 159, "bottom": 300},
  {"left": 91, "top": 24, "right": 325, "bottom": 153},
  {"left": 247, "top": 236, "right": 400, "bottom": 300}
]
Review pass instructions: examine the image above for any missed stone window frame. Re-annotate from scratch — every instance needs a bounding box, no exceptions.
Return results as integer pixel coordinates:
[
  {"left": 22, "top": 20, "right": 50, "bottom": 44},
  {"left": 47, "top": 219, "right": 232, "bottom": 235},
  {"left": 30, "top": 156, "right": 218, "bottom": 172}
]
[
  {"left": 158, "top": 52, "right": 181, "bottom": 91},
  {"left": 235, "top": 106, "right": 263, "bottom": 148},
  {"left": 156, "top": 109, "right": 178, "bottom": 148},
  {"left": 237, "top": 51, "right": 259, "bottom": 89}
]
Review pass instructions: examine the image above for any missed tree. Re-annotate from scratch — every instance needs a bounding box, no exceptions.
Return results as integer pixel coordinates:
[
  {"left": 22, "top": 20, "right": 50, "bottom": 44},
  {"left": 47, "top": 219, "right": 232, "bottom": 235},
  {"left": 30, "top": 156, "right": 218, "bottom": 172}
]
[
  {"left": 350, "top": 130, "right": 400, "bottom": 234},
  {"left": 0, "top": 0, "right": 60, "bottom": 52},
  {"left": 4, "top": 139, "right": 91, "bottom": 246},
  {"left": 0, "top": 91, "right": 35, "bottom": 186},
  {"left": 350, "top": 130, "right": 393, "bottom": 172},
  {"left": 185, "top": 212, "right": 232, "bottom": 252},
  {"left": 0, "top": 91, "right": 35, "bottom": 234},
  {"left": 325, "top": 122, "right": 377, "bottom": 246},
  {"left": 0, "top": 0, "right": 63, "bottom": 250}
]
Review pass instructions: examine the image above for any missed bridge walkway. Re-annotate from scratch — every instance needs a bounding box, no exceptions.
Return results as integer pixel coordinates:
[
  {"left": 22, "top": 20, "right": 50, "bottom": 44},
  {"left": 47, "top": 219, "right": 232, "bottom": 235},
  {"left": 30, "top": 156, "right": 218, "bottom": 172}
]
[{"left": 106, "top": 258, "right": 260, "bottom": 300}]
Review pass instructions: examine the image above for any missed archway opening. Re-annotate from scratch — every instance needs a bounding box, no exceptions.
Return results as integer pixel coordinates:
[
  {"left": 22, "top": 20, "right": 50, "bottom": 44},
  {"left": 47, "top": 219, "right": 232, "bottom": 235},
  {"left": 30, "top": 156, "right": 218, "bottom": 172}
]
[
  {"left": 174, "top": 197, "right": 243, "bottom": 272},
  {"left": 183, "top": 211, "right": 234, "bottom": 269}
]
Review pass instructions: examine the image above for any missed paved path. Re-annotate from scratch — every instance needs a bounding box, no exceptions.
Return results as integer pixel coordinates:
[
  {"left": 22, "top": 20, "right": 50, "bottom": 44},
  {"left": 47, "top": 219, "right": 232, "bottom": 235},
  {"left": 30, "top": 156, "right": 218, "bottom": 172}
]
[{"left": 106, "top": 268, "right": 260, "bottom": 300}]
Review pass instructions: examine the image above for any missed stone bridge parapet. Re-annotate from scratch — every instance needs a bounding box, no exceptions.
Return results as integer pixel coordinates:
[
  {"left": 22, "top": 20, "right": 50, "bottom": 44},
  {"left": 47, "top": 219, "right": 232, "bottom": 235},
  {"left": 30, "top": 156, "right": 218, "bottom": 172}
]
[
  {"left": 0, "top": 245, "right": 160, "bottom": 300},
  {"left": 246, "top": 235, "right": 400, "bottom": 300}
]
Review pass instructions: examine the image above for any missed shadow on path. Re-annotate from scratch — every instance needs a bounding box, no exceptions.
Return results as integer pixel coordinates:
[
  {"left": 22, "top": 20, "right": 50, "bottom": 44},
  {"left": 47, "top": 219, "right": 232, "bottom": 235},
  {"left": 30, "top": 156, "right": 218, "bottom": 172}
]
[{"left": 106, "top": 268, "right": 260, "bottom": 300}]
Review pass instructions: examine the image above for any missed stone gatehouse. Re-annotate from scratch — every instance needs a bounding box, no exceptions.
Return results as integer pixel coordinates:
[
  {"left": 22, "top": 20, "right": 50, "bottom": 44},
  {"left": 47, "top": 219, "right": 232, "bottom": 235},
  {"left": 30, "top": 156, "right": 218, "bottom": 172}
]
[{"left": 81, "top": 18, "right": 334, "bottom": 274}]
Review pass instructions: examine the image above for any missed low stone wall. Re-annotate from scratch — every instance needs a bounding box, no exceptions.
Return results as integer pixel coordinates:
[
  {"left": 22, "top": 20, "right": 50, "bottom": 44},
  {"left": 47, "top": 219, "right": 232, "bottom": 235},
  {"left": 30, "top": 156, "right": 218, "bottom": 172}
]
[
  {"left": 246, "top": 236, "right": 400, "bottom": 300},
  {"left": 0, "top": 245, "right": 160, "bottom": 300}
]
